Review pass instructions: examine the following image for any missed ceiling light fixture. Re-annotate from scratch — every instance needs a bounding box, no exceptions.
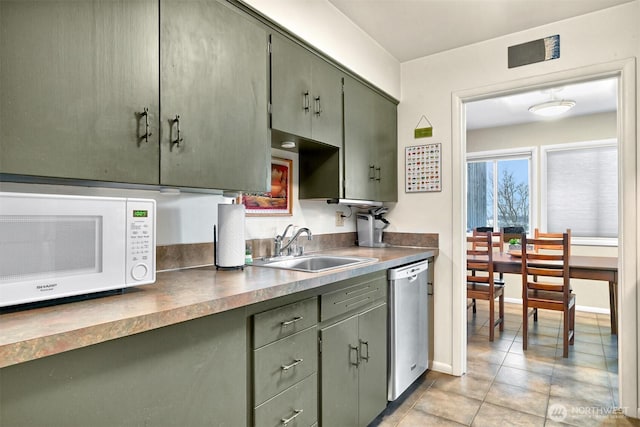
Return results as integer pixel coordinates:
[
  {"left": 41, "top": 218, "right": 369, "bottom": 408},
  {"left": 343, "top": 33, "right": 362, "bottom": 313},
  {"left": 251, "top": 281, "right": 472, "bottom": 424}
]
[
  {"left": 280, "top": 141, "right": 296, "bottom": 149},
  {"left": 528, "top": 86, "right": 577, "bottom": 119},
  {"left": 528, "top": 99, "right": 576, "bottom": 117}
]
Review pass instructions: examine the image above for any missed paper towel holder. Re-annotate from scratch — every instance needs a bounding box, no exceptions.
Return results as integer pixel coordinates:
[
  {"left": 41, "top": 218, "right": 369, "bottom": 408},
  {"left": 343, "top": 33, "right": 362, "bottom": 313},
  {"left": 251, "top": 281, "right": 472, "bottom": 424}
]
[{"left": 213, "top": 225, "right": 245, "bottom": 271}]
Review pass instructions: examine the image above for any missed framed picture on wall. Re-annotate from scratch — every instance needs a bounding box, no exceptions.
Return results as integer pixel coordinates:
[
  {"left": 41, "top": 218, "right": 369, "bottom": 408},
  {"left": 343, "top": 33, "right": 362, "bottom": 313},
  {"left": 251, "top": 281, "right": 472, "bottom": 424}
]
[
  {"left": 243, "top": 157, "right": 293, "bottom": 216},
  {"left": 405, "top": 143, "right": 441, "bottom": 192}
]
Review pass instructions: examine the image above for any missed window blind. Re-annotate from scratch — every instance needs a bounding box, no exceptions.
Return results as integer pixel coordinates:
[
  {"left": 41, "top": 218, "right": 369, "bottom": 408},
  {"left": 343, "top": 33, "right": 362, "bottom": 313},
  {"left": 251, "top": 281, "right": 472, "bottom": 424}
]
[{"left": 546, "top": 145, "right": 618, "bottom": 238}]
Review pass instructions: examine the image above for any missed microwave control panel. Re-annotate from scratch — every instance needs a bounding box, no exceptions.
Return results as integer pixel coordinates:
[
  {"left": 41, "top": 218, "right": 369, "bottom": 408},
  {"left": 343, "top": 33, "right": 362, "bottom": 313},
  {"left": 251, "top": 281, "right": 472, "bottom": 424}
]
[{"left": 125, "top": 199, "right": 156, "bottom": 284}]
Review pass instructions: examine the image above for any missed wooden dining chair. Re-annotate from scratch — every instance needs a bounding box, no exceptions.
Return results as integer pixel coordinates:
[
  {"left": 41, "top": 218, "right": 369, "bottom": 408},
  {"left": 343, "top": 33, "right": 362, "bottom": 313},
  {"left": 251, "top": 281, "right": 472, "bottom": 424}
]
[
  {"left": 469, "top": 228, "right": 505, "bottom": 313},
  {"left": 521, "top": 232, "right": 575, "bottom": 357},
  {"left": 531, "top": 228, "right": 571, "bottom": 321},
  {"left": 502, "top": 226, "right": 524, "bottom": 245},
  {"left": 467, "top": 232, "right": 504, "bottom": 341},
  {"left": 534, "top": 228, "right": 571, "bottom": 256}
]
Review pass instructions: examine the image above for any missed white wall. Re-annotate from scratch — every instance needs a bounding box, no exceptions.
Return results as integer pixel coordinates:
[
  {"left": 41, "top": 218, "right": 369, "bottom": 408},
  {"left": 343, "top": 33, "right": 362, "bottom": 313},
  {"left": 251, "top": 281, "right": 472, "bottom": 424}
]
[
  {"left": 241, "top": 0, "right": 401, "bottom": 99},
  {"left": 468, "top": 112, "right": 618, "bottom": 310},
  {"left": 398, "top": 3, "right": 638, "bottom": 375},
  {"left": 468, "top": 111, "right": 617, "bottom": 152}
]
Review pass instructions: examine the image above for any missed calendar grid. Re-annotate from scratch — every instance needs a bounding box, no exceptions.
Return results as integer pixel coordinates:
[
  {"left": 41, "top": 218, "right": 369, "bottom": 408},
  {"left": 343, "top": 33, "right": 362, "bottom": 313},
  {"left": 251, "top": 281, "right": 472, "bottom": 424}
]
[{"left": 405, "top": 143, "right": 441, "bottom": 192}]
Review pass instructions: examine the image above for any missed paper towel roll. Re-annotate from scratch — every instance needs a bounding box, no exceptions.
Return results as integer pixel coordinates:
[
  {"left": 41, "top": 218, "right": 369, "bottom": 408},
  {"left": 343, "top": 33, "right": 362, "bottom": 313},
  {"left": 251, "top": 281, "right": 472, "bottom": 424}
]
[{"left": 217, "top": 204, "right": 245, "bottom": 268}]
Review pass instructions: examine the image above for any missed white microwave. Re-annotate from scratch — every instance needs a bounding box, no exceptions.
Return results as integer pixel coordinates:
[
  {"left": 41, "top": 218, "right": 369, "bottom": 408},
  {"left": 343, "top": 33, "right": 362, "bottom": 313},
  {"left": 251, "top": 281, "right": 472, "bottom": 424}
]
[{"left": 0, "top": 192, "right": 156, "bottom": 307}]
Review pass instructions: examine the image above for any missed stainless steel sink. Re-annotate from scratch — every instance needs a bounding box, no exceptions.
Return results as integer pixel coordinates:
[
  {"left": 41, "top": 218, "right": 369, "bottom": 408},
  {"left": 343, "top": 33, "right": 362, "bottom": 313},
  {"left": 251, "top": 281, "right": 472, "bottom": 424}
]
[{"left": 251, "top": 254, "right": 378, "bottom": 273}]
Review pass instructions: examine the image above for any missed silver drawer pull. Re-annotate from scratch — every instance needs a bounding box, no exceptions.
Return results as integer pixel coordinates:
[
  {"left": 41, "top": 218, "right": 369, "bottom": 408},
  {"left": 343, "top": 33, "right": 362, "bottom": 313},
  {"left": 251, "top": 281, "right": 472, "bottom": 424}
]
[
  {"left": 281, "top": 409, "right": 303, "bottom": 425},
  {"left": 281, "top": 358, "right": 303, "bottom": 371},
  {"left": 281, "top": 316, "right": 303, "bottom": 327}
]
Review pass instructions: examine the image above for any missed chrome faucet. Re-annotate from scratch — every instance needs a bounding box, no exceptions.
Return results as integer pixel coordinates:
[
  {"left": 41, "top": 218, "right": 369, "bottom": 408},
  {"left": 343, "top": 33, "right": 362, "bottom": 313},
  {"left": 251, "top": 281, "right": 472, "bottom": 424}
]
[
  {"left": 274, "top": 224, "right": 294, "bottom": 257},
  {"left": 276, "top": 227, "right": 313, "bottom": 257}
]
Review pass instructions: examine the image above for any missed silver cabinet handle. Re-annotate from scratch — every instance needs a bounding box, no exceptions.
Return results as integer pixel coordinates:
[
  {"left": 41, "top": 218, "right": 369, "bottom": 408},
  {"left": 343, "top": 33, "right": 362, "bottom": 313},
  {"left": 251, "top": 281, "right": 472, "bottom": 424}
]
[
  {"left": 139, "top": 107, "right": 152, "bottom": 143},
  {"left": 281, "top": 358, "right": 303, "bottom": 371},
  {"left": 172, "top": 115, "right": 183, "bottom": 147},
  {"left": 281, "top": 316, "right": 303, "bottom": 327},
  {"left": 314, "top": 96, "right": 322, "bottom": 116},
  {"left": 349, "top": 344, "right": 360, "bottom": 366},
  {"left": 359, "top": 339, "right": 370, "bottom": 362},
  {"left": 369, "top": 165, "right": 375, "bottom": 180},
  {"left": 281, "top": 409, "right": 303, "bottom": 426},
  {"left": 375, "top": 167, "right": 381, "bottom": 181},
  {"left": 303, "top": 91, "right": 310, "bottom": 112}
]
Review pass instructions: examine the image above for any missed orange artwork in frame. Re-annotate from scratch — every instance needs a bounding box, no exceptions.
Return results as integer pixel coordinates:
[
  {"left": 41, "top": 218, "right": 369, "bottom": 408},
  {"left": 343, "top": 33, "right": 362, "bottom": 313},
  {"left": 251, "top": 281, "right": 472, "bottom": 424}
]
[{"left": 243, "top": 157, "right": 293, "bottom": 216}]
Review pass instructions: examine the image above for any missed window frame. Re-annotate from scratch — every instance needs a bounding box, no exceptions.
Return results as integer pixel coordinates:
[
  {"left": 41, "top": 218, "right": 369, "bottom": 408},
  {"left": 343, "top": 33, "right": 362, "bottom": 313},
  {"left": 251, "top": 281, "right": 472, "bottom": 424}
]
[
  {"left": 466, "top": 147, "right": 537, "bottom": 234},
  {"left": 540, "top": 138, "right": 618, "bottom": 246}
]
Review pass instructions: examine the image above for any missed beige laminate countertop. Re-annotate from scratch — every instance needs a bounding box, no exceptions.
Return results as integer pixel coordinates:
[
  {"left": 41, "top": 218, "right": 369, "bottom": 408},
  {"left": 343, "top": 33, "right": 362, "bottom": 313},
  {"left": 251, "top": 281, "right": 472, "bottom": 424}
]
[{"left": 0, "top": 246, "right": 436, "bottom": 369}]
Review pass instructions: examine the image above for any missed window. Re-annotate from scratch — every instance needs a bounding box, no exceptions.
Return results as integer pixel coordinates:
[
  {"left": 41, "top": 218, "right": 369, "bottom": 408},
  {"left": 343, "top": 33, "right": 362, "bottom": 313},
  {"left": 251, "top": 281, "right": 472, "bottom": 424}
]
[
  {"left": 542, "top": 139, "right": 618, "bottom": 241},
  {"left": 467, "top": 149, "right": 533, "bottom": 233}
]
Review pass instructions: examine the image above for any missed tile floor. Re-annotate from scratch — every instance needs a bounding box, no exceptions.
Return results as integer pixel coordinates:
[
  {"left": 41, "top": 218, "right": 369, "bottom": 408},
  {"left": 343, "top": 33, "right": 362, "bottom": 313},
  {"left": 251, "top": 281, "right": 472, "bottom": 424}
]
[{"left": 372, "top": 301, "right": 640, "bottom": 426}]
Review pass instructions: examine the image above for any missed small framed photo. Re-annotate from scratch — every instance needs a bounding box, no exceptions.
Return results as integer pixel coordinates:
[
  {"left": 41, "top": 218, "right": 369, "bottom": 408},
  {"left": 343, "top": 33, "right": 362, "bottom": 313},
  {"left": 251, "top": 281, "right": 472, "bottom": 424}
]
[{"left": 243, "top": 157, "right": 293, "bottom": 216}]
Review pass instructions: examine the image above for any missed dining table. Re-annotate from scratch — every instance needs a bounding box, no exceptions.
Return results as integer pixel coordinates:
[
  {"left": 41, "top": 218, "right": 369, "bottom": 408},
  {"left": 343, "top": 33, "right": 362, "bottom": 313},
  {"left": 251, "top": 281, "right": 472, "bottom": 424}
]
[{"left": 492, "top": 252, "right": 619, "bottom": 334}]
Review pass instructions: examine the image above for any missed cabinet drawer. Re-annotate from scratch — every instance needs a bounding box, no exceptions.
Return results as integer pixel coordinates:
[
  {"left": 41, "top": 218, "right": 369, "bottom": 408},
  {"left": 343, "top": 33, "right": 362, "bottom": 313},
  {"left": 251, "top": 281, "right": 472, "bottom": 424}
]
[
  {"left": 254, "top": 326, "right": 318, "bottom": 406},
  {"left": 254, "top": 373, "right": 317, "bottom": 427},
  {"left": 254, "top": 297, "right": 318, "bottom": 349},
  {"left": 320, "top": 273, "right": 387, "bottom": 321}
]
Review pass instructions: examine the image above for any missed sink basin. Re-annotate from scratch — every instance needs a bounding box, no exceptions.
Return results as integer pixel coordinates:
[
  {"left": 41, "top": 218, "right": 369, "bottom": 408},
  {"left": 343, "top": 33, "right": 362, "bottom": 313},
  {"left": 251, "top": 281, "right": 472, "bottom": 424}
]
[{"left": 252, "top": 255, "right": 378, "bottom": 273}]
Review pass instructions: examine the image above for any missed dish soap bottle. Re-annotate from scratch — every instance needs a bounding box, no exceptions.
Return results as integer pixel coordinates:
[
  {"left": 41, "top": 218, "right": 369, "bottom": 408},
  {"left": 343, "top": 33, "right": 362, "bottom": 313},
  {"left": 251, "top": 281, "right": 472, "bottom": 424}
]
[{"left": 245, "top": 242, "right": 253, "bottom": 265}]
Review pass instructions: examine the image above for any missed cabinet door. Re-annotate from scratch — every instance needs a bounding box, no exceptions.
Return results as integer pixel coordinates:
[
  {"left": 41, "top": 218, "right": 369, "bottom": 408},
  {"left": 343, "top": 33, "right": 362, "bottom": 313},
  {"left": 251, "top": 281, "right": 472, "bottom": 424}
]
[
  {"left": 310, "top": 56, "right": 343, "bottom": 148},
  {"left": 0, "top": 0, "right": 159, "bottom": 184},
  {"left": 320, "top": 316, "right": 359, "bottom": 427},
  {"left": 343, "top": 76, "right": 398, "bottom": 202},
  {"left": 160, "top": 0, "right": 269, "bottom": 191},
  {"left": 270, "top": 34, "right": 312, "bottom": 140},
  {"left": 357, "top": 303, "right": 388, "bottom": 427},
  {"left": 373, "top": 94, "right": 398, "bottom": 202},
  {"left": 343, "top": 76, "right": 376, "bottom": 200},
  {"left": 0, "top": 308, "right": 247, "bottom": 426}
]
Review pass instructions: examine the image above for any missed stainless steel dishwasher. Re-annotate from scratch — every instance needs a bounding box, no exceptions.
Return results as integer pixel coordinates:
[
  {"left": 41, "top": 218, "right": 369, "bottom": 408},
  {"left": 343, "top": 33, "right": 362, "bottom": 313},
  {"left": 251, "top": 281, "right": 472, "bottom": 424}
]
[{"left": 387, "top": 259, "right": 430, "bottom": 401}]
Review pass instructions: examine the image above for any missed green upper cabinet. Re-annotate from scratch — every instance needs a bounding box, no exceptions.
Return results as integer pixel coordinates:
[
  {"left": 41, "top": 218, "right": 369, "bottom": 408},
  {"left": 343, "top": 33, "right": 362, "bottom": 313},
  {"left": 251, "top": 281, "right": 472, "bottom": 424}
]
[
  {"left": 160, "top": 0, "right": 270, "bottom": 192},
  {"left": 270, "top": 34, "right": 343, "bottom": 148},
  {"left": 0, "top": 0, "right": 160, "bottom": 184},
  {"left": 343, "top": 76, "right": 398, "bottom": 202}
]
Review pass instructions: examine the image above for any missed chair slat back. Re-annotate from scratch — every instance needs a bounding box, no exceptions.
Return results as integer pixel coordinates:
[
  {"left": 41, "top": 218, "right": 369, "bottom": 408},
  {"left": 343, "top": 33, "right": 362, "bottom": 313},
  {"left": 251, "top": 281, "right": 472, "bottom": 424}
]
[
  {"left": 521, "top": 233, "right": 570, "bottom": 295},
  {"left": 472, "top": 228, "right": 504, "bottom": 254},
  {"left": 467, "top": 232, "right": 494, "bottom": 285},
  {"left": 534, "top": 228, "right": 571, "bottom": 256}
]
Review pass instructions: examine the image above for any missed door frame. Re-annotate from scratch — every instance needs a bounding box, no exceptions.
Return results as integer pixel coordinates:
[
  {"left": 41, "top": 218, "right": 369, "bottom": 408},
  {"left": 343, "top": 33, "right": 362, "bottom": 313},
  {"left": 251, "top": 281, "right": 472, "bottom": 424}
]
[{"left": 451, "top": 58, "right": 637, "bottom": 417}]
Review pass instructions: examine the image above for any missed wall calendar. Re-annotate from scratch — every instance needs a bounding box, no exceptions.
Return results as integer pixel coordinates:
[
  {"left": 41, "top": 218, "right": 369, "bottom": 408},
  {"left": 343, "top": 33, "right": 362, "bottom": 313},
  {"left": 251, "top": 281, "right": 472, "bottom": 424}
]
[{"left": 405, "top": 143, "right": 441, "bottom": 193}]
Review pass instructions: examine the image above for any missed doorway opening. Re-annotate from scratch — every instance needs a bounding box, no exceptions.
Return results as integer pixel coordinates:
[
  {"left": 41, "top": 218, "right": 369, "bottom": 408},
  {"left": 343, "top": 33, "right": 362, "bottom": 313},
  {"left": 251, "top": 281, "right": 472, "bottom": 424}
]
[{"left": 452, "top": 59, "right": 636, "bottom": 418}]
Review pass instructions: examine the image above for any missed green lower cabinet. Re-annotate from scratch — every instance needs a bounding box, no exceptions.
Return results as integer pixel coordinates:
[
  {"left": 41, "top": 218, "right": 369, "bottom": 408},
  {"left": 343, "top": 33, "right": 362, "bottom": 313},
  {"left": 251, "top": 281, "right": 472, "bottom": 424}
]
[
  {"left": 320, "top": 303, "right": 388, "bottom": 427},
  {"left": 252, "top": 297, "right": 319, "bottom": 426},
  {"left": 320, "top": 313, "right": 360, "bottom": 427},
  {"left": 254, "top": 373, "right": 318, "bottom": 427},
  {"left": 0, "top": 308, "right": 247, "bottom": 427},
  {"left": 356, "top": 304, "right": 388, "bottom": 425},
  {"left": 254, "top": 327, "right": 318, "bottom": 406}
]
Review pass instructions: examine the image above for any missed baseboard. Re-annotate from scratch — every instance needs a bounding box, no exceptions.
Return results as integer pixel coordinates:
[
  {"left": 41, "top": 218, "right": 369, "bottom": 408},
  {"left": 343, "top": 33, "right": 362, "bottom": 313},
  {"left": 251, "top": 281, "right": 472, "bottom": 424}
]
[
  {"left": 503, "top": 297, "right": 610, "bottom": 315},
  {"left": 430, "top": 361, "right": 453, "bottom": 375}
]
